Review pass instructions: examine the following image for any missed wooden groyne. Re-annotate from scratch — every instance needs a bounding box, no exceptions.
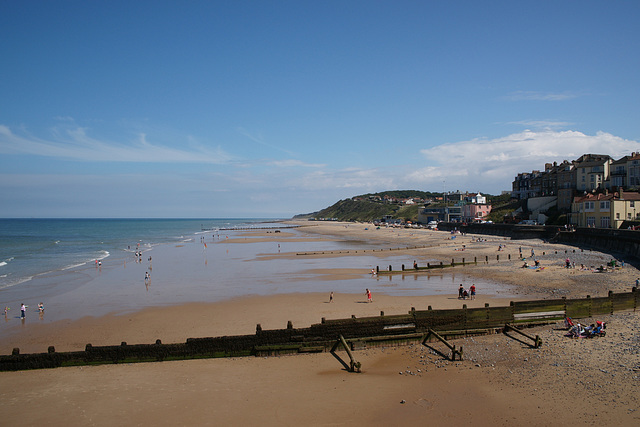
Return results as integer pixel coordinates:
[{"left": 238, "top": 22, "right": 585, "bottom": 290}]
[
  {"left": 1, "top": 288, "right": 637, "bottom": 371},
  {"left": 202, "top": 225, "right": 300, "bottom": 231},
  {"left": 375, "top": 247, "right": 591, "bottom": 274}
]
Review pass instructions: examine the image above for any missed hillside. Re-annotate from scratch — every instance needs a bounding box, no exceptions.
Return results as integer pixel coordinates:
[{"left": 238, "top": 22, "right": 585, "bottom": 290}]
[{"left": 296, "top": 190, "right": 517, "bottom": 223}]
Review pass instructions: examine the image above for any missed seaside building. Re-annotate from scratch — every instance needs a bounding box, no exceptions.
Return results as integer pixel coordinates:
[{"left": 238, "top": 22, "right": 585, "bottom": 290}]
[
  {"left": 511, "top": 153, "right": 640, "bottom": 226},
  {"left": 461, "top": 192, "right": 492, "bottom": 222},
  {"left": 574, "top": 154, "right": 612, "bottom": 192},
  {"left": 570, "top": 189, "right": 640, "bottom": 228}
]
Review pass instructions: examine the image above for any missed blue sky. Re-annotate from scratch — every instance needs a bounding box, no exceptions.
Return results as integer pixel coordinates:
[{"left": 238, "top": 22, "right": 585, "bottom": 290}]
[{"left": 2, "top": 1, "right": 640, "bottom": 218}]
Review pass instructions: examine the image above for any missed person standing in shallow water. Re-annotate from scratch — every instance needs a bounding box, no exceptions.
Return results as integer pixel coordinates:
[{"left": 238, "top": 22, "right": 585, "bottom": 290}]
[{"left": 20, "top": 303, "right": 26, "bottom": 319}]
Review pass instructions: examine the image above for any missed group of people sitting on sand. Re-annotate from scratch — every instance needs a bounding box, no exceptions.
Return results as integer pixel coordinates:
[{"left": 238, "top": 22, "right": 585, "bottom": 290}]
[{"left": 565, "top": 317, "right": 606, "bottom": 338}]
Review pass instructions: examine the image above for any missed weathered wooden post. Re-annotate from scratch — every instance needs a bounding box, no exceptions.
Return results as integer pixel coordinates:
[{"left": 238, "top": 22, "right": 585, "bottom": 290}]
[
  {"left": 609, "top": 290, "right": 614, "bottom": 314},
  {"left": 287, "top": 320, "right": 293, "bottom": 329}
]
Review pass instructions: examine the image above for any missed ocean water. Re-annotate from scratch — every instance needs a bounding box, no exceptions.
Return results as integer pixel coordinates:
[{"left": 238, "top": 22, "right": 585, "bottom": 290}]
[{"left": 0, "top": 218, "right": 280, "bottom": 292}]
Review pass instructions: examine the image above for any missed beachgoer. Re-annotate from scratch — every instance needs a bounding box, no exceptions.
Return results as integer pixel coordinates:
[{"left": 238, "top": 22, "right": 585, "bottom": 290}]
[
  {"left": 458, "top": 284, "right": 464, "bottom": 299},
  {"left": 413, "top": 260, "right": 418, "bottom": 269},
  {"left": 366, "top": 288, "right": 372, "bottom": 303},
  {"left": 329, "top": 292, "right": 333, "bottom": 303},
  {"left": 470, "top": 284, "right": 476, "bottom": 300},
  {"left": 636, "top": 278, "right": 639, "bottom": 287},
  {"left": 462, "top": 289, "right": 468, "bottom": 299},
  {"left": 531, "top": 248, "right": 535, "bottom": 257},
  {"left": 38, "top": 302, "right": 44, "bottom": 313},
  {"left": 565, "top": 258, "right": 571, "bottom": 268},
  {"left": 4, "top": 306, "right": 9, "bottom": 318},
  {"left": 20, "top": 303, "right": 26, "bottom": 319}
]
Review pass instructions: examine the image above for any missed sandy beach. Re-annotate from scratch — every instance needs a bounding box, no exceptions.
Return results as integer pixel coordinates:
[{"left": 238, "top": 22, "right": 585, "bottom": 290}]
[{"left": 1, "top": 221, "right": 639, "bottom": 426}]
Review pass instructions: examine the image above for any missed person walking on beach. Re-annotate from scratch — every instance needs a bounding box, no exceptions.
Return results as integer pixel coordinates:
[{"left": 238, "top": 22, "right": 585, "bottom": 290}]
[
  {"left": 329, "top": 292, "right": 333, "bottom": 303},
  {"left": 470, "top": 284, "right": 476, "bottom": 300},
  {"left": 366, "top": 288, "right": 372, "bottom": 303},
  {"left": 20, "top": 303, "right": 26, "bottom": 319}
]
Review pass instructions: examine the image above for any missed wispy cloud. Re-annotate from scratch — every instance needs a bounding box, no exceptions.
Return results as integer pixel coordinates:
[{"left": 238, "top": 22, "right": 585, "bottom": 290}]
[
  {"left": 503, "top": 91, "right": 579, "bottom": 101},
  {"left": 505, "top": 120, "right": 574, "bottom": 130},
  {"left": 269, "top": 159, "right": 325, "bottom": 168},
  {"left": 237, "top": 127, "right": 295, "bottom": 157},
  {"left": 0, "top": 125, "right": 232, "bottom": 164}
]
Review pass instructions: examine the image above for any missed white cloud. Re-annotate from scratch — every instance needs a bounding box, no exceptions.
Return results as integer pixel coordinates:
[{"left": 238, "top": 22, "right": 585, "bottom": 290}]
[
  {"left": 407, "top": 130, "right": 640, "bottom": 194},
  {"left": 0, "top": 124, "right": 232, "bottom": 164}
]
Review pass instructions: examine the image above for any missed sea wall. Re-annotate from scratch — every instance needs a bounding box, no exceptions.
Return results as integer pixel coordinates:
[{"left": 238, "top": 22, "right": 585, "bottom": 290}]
[
  {"left": 439, "top": 222, "right": 640, "bottom": 259},
  {"left": 2, "top": 289, "right": 637, "bottom": 371}
]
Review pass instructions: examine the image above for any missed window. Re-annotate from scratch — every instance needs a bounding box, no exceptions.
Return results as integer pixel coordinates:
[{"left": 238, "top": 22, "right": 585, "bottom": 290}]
[
  {"left": 584, "top": 201, "right": 595, "bottom": 211},
  {"left": 616, "top": 213, "right": 621, "bottom": 220},
  {"left": 599, "top": 201, "right": 610, "bottom": 211},
  {"left": 631, "top": 201, "right": 635, "bottom": 208},
  {"left": 587, "top": 217, "right": 596, "bottom": 227},
  {"left": 601, "top": 217, "right": 610, "bottom": 228}
]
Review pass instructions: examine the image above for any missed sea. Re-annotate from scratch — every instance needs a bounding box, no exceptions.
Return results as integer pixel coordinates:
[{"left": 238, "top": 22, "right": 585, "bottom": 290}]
[{"left": 0, "top": 218, "right": 278, "bottom": 293}]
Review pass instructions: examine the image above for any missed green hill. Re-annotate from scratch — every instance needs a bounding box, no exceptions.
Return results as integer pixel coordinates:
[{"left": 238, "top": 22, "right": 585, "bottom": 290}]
[{"left": 296, "top": 190, "right": 516, "bottom": 223}]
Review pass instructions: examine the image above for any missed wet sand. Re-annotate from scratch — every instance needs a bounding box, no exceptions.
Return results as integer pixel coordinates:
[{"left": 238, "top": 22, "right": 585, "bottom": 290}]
[{"left": 1, "top": 221, "right": 639, "bottom": 426}]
